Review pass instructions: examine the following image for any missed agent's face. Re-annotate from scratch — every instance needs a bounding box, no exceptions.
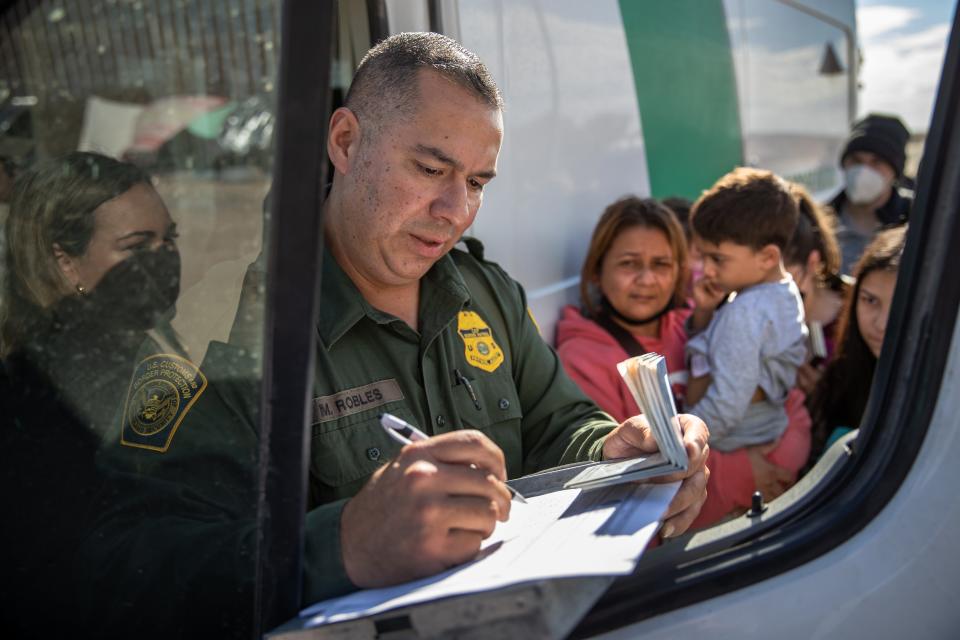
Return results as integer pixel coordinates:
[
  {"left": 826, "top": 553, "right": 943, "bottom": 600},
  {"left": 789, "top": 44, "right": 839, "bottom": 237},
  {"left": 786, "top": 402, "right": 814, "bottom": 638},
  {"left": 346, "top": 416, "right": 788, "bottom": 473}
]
[
  {"left": 697, "top": 238, "right": 770, "bottom": 294},
  {"left": 56, "top": 183, "right": 177, "bottom": 292},
  {"left": 856, "top": 269, "right": 898, "bottom": 358},
  {"left": 333, "top": 70, "right": 503, "bottom": 290},
  {"left": 598, "top": 226, "right": 678, "bottom": 322}
]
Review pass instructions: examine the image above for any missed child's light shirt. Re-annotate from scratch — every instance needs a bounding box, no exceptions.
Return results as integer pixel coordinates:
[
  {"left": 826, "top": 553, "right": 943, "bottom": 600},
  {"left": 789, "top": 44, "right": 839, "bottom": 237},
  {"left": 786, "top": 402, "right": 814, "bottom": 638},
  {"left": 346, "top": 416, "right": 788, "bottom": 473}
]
[{"left": 686, "top": 276, "right": 807, "bottom": 451}]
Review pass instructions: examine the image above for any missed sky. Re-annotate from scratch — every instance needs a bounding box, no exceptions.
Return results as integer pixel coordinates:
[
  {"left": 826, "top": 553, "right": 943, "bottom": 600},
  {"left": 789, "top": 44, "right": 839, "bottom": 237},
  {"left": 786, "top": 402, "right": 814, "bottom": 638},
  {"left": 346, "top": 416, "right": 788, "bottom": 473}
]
[{"left": 856, "top": 0, "right": 955, "bottom": 133}]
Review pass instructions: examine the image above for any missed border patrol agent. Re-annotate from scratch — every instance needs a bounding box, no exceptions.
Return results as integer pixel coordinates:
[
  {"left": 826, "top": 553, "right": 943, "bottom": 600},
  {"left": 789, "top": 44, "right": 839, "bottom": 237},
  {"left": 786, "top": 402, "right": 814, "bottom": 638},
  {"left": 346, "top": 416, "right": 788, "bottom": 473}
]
[
  {"left": 304, "top": 238, "right": 621, "bottom": 598},
  {"left": 302, "top": 33, "right": 709, "bottom": 599},
  {"left": 93, "top": 33, "right": 709, "bottom": 616}
]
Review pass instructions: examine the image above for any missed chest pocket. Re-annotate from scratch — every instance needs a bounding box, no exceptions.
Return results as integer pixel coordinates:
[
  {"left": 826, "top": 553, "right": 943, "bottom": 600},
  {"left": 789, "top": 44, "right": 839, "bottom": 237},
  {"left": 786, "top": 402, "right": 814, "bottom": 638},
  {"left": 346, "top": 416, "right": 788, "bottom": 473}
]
[
  {"left": 454, "top": 255, "right": 527, "bottom": 477},
  {"left": 452, "top": 367, "right": 524, "bottom": 478},
  {"left": 309, "top": 400, "right": 416, "bottom": 506}
]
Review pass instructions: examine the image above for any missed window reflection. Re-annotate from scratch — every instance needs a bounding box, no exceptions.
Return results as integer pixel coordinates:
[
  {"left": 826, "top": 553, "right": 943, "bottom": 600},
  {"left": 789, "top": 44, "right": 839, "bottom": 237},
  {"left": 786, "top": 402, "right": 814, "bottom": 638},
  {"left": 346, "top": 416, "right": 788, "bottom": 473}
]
[
  {"left": 724, "top": 0, "right": 852, "bottom": 197},
  {"left": 0, "top": 1, "right": 279, "bottom": 636}
]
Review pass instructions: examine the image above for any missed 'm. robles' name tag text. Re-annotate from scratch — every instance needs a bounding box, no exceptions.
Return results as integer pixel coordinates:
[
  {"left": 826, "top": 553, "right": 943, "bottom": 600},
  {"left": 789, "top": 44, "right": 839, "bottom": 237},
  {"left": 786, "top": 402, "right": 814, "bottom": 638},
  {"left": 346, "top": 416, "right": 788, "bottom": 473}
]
[{"left": 313, "top": 379, "right": 404, "bottom": 423}]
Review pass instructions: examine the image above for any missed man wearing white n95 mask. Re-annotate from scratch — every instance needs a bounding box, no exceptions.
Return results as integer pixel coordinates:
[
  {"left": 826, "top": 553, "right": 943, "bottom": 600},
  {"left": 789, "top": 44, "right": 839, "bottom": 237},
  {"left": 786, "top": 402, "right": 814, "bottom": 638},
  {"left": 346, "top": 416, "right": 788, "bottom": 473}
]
[{"left": 829, "top": 113, "right": 912, "bottom": 275}]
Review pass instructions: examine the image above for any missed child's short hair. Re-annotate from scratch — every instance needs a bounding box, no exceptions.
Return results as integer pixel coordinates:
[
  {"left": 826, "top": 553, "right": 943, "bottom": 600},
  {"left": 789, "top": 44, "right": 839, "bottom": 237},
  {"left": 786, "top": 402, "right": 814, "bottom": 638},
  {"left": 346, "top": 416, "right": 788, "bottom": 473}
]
[{"left": 691, "top": 167, "right": 799, "bottom": 250}]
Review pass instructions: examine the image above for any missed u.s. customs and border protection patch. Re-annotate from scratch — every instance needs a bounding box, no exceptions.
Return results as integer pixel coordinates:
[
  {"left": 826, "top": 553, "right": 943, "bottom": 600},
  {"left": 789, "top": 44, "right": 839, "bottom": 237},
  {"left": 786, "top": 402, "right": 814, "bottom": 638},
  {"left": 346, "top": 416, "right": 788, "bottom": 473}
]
[
  {"left": 121, "top": 354, "right": 208, "bottom": 452},
  {"left": 458, "top": 310, "right": 504, "bottom": 373}
]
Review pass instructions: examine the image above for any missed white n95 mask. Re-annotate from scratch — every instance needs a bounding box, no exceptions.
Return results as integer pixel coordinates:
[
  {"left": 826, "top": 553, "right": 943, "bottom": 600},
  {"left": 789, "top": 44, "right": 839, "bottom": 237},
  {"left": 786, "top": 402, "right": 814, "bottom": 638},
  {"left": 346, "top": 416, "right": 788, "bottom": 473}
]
[{"left": 844, "top": 164, "right": 889, "bottom": 204}]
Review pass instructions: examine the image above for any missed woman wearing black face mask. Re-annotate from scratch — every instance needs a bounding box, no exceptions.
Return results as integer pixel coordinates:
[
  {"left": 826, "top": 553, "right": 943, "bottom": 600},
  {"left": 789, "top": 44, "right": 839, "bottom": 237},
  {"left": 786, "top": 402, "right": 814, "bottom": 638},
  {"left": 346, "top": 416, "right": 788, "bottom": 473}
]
[
  {"left": 0, "top": 151, "right": 186, "bottom": 636},
  {"left": 1, "top": 151, "right": 183, "bottom": 440}
]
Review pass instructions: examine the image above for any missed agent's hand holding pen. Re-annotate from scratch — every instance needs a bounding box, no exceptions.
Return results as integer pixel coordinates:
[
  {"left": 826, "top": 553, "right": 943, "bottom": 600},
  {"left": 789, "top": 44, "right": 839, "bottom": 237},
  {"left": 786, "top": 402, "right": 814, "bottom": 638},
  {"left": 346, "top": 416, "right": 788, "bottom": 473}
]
[{"left": 340, "top": 418, "right": 514, "bottom": 589}]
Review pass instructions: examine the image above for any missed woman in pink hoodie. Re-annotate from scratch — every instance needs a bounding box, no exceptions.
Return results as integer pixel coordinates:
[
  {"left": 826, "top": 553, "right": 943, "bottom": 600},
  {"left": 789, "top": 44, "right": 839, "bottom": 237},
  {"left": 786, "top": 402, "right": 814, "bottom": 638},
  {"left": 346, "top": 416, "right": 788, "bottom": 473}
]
[{"left": 556, "top": 196, "right": 810, "bottom": 529}]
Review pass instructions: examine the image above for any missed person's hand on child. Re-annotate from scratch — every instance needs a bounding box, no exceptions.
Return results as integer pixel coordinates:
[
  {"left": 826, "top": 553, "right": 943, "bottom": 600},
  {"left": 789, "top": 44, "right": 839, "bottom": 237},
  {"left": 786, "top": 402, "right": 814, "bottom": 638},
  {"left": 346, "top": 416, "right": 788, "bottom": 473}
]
[
  {"left": 747, "top": 441, "right": 795, "bottom": 501},
  {"left": 690, "top": 276, "right": 727, "bottom": 332}
]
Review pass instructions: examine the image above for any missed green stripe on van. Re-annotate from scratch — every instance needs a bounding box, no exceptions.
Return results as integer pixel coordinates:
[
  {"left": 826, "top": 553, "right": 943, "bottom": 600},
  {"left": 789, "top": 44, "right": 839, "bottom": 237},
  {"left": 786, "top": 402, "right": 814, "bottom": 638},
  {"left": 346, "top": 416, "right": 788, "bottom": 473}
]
[{"left": 618, "top": 0, "right": 743, "bottom": 200}]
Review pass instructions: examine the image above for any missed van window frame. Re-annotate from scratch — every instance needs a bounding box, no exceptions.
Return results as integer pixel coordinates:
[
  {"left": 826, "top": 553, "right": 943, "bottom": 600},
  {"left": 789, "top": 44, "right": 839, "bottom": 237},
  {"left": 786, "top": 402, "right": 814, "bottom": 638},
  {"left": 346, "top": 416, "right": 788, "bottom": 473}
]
[
  {"left": 258, "top": 2, "right": 960, "bottom": 633},
  {"left": 254, "top": 0, "right": 335, "bottom": 632},
  {"left": 572, "top": 7, "right": 960, "bottom": 634}
]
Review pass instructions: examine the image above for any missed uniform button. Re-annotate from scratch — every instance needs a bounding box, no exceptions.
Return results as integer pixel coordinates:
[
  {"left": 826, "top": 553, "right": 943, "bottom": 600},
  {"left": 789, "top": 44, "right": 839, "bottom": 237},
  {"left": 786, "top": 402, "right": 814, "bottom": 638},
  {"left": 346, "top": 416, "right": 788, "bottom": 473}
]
[
  {"left": 366, "top": 447, "right": 381, "bottom": 461},
  {"left": 436, "top": 415, "right": 446, "bottom": 427},
  {"left": 498, "top": 398, "right": 510, "bottom": 410}
]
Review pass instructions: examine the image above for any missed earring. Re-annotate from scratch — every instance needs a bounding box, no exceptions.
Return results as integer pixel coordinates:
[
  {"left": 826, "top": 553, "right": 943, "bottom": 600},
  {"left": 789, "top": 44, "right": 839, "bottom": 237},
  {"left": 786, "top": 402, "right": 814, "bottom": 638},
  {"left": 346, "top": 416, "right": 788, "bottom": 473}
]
[{"left": 76, "top": 284, "right": 87, "bottom": 296}]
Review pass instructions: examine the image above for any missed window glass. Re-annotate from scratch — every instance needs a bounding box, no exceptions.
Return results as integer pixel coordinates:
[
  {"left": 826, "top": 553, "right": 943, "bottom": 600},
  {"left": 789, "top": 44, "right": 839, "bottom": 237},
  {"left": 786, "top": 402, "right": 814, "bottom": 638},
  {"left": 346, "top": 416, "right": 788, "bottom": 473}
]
[
  {"left": 0, "top": 1, "right": 279, "bottom": 636},
  {"left": 724, "top": 0, "right": 852, "bottom": 198},
  {"left": 454, "top": 0, "right": 651, "bottom": 341}
]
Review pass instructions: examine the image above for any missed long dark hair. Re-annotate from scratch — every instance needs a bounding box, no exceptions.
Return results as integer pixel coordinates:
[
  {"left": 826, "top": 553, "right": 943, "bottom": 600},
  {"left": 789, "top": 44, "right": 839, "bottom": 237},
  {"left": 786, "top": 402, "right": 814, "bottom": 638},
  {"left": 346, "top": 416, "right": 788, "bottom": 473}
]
[
  {"left": 784, "top": 183, "right": 841, "bottom": 283},
  {"left": 1, "top": 152, "right": 150, "bottom": 356},
  {"left": 580, "top": 196, "right": 689, "bottom": 318},
  {"left": 809, "top": 225, "right": 907, "bottom": 455}
]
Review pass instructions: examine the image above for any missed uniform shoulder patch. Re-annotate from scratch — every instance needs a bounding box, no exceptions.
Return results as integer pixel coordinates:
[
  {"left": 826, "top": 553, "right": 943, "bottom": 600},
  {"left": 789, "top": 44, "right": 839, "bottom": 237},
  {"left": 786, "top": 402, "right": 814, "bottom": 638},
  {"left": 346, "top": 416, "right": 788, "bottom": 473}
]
[
  {"left": 458, "top": 310, "right": 504, "bottom": 373},
  {"left": 120, "top": 354, "right": 208, "bottom": 452}
]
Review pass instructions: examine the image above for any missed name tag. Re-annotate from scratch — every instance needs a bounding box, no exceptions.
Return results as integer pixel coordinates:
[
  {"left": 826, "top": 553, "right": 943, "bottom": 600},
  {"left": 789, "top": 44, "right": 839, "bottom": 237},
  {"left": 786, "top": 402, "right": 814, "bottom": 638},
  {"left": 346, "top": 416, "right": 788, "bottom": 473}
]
[{"left": 313, "top": 379, "right": 404, "bottom": 424}]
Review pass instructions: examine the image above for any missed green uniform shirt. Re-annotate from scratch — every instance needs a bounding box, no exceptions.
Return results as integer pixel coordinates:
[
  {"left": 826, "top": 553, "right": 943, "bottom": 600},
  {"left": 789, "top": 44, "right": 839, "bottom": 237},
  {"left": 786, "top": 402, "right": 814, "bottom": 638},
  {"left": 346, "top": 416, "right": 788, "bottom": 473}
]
[
  {"left": 73, "top": 338, "right": 263, "bottom": 636},
  {"left": 302, "top": 240, "right": 616, "bottom": 601},
  {"left": 90, "top": 240, "right": 617, "bottom": 608}
]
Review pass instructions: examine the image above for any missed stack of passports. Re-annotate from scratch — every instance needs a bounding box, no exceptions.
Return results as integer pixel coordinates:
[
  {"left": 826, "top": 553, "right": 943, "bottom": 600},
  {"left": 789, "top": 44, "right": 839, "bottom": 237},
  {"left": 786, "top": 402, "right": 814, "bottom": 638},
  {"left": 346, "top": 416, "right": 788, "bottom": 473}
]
[{"left": 560, "top": 353, "right": 689, "bottom": 491}]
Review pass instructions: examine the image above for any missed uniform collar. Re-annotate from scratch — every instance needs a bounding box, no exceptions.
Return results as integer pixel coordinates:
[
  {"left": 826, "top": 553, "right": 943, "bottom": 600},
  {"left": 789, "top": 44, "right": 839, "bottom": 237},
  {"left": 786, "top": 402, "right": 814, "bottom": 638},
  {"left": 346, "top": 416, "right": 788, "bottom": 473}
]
[{"left": 317, "top": 247, "right": 472, "bottom": 348}]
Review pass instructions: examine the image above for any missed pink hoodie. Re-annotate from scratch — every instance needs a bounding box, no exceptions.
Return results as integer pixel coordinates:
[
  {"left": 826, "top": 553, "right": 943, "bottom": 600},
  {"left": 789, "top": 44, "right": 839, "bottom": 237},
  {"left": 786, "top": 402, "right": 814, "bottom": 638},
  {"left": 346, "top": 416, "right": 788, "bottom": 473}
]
[
  {"left": 555, "top": 305, "right": 691, "bottom": 422},
  {"left": 555, "top": 304, "right": 811, "bottom": 530}
]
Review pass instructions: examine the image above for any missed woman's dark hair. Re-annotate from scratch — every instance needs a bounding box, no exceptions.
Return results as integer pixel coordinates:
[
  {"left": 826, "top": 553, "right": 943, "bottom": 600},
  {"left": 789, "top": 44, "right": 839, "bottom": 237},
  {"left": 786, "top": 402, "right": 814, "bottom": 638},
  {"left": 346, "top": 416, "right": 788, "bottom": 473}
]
[
  {"left": 1, "top": 152, "right": 151, "bottom": 355},
  {"left": 580, "top": 196, "right": 688, "bottom": 318},
  {"left": 661, "top": 196, "right": 693, "bottom": 241},
  {"left": 808, "top": 224, "right": 907, "bottom": 455},
  {"left": 784, "top": 183, "right": 841, "bottom": 282}
]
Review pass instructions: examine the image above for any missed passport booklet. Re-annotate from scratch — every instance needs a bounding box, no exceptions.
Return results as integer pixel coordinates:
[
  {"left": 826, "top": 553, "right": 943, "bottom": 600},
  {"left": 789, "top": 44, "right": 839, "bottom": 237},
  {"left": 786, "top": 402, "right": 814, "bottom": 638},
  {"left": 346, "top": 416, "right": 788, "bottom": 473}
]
[
  {"left": 507, "top": 353, "right": 688, "bottom": 496},
  {"left": 562, "top": 354, "right": 687, "bottom": 490}
]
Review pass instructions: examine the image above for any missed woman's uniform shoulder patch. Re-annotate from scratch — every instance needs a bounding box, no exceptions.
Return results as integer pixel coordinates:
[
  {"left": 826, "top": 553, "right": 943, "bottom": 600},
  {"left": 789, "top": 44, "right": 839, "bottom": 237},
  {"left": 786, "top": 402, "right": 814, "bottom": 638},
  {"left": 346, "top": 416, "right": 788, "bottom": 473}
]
[{"left": 120, "top": 353, "right": 208, "bottom": 452}]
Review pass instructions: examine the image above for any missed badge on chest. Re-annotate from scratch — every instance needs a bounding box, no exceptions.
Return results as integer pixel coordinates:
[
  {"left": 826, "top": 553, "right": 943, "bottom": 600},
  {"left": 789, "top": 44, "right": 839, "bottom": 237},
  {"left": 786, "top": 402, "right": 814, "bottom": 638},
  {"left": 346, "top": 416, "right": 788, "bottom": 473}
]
[{"left": 457, "top": 310, "right": 504, "bottom": 373}]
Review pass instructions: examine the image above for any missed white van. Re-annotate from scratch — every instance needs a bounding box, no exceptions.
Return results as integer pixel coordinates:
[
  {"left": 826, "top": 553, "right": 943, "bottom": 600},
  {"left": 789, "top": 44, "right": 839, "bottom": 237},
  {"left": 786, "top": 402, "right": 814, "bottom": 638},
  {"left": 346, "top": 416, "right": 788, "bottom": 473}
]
[{"left": 1, "top": 1, "right": 957, "bottom": 637}]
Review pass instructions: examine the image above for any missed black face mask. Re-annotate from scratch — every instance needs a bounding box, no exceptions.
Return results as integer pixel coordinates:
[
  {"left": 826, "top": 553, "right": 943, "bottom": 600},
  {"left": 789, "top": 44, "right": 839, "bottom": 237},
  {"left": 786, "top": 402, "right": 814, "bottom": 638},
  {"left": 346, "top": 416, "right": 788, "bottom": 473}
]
[{"left": 83, "top": 246, "right": 182, "bottom": 331}]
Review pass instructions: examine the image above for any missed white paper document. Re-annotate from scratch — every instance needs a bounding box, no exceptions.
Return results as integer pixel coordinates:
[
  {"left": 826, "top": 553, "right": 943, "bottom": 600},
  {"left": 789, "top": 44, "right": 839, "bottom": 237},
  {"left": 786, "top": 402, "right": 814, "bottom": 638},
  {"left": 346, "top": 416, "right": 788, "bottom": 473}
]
[{"left": 298, "top": 481, "right": 679, "bottom": 627}]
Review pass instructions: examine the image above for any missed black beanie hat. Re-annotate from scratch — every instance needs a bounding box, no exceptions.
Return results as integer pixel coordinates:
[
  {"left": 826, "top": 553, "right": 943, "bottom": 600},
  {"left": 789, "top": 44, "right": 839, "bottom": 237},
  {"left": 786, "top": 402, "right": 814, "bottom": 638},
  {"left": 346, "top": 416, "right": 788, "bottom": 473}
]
[{"left": 840, "top": 113, "right": 910, "bottom": 177}]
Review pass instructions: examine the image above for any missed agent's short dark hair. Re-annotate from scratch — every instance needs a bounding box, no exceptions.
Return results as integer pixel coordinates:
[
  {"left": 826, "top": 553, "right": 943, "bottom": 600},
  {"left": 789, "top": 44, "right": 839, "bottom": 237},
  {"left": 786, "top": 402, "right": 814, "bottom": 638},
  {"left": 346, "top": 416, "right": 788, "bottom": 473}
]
[
  {"left": 345, "top": 32, "right": 503, "bottom": 138},
  {"left": 691, "top": 167, "right": 799, "bottom": 251}
]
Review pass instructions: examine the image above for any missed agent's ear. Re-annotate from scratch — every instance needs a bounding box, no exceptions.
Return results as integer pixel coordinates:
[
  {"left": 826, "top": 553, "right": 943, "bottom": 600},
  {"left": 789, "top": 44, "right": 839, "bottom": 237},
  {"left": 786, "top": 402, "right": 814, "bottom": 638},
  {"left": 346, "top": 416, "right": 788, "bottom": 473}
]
[
  {"left": 52, "top": 243, "right": 80, "bottom": 289},
  {"left": 327, "top": 107, "right": 363, "bottom": 176}
]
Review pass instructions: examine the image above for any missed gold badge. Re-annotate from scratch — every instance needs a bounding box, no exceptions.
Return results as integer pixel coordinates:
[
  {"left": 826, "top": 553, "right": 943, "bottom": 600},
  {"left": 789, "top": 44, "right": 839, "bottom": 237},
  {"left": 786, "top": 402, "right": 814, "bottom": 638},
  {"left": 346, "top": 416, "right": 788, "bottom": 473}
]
[
  {"left": 458, "top": 310, "right": 504, "bottom": 373},
  {"left": 121, "top": 354, "right": 208, "bottom": 452}
]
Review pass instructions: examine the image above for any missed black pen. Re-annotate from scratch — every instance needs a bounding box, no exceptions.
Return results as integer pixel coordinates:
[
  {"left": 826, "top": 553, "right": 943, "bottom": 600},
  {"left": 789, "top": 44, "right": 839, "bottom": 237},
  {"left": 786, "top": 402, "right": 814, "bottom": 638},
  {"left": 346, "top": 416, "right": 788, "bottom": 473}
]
[
  {"left": 380, "top": 412, "right": 527, "bottom": 503},
  {"left": 454, "top": 368, "right": 482, "bottom": 410}
]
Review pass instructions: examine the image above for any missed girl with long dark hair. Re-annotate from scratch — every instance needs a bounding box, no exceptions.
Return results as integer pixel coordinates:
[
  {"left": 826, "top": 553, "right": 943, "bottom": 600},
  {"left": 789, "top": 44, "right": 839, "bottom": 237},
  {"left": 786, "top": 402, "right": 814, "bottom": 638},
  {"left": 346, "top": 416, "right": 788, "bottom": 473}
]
[{"left": 809, "top": 224, "right": 907, "bottom": 457}]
